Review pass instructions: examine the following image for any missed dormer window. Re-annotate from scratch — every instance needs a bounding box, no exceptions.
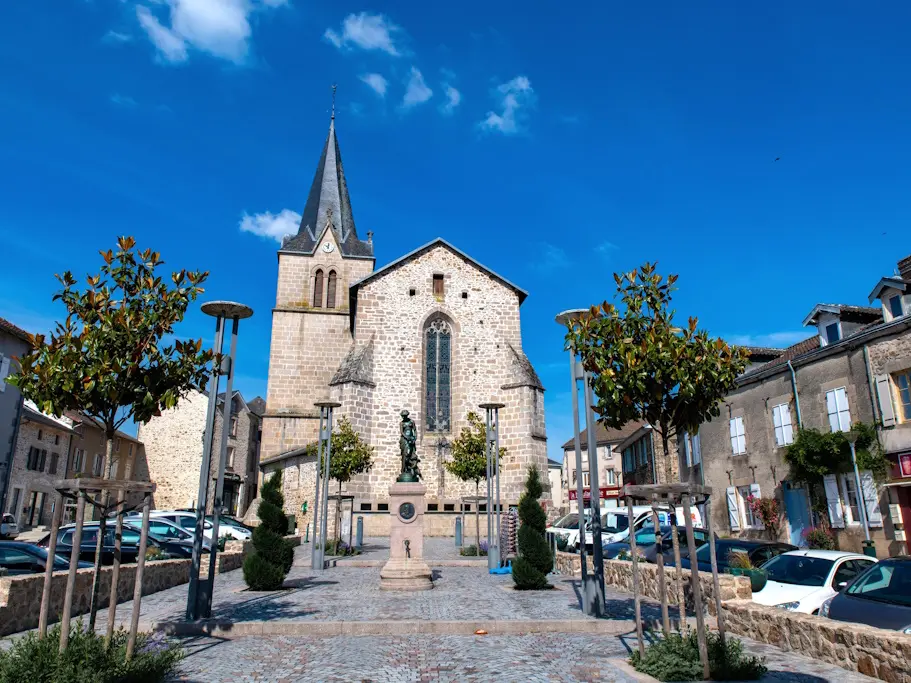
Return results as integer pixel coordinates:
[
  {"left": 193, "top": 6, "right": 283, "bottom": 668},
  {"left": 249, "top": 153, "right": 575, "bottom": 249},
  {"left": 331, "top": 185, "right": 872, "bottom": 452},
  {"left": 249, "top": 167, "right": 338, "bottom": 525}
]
[
  {"left": 803, "top": 303, "right": 882, "bottom": 346},
  {"left": 825, "top": 322, "right": 840, "bottom": 344},
  {"left": 888, "top": 294, "right": 904, "bottom": 319}
]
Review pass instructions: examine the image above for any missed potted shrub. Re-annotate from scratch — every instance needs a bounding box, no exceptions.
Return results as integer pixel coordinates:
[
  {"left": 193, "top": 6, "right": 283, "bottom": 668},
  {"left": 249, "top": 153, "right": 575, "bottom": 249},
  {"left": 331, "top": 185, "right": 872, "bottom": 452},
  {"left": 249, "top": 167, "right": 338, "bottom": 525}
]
[{"left": 726, "top": 551, "right": 767, "bottom": 592}]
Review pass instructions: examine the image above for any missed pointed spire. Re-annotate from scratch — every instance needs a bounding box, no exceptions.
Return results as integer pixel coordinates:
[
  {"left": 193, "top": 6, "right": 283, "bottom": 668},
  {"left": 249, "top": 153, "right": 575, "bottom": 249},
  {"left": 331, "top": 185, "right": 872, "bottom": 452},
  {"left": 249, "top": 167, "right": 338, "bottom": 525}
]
[{"left": 282, "top": 96, "right": 373, "bottom": 258}]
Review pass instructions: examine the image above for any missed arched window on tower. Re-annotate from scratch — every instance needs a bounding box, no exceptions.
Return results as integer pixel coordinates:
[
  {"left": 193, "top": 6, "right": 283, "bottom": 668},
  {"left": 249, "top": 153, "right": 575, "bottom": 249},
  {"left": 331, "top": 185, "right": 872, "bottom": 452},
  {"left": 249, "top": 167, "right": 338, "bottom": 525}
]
[
  {"left": 425, "top": 317, "right": 452, "bottom": 432},
  {"left": 313, "top": 269, "right": 324, "bottom": 308},
  {"left": 326, "top": 270, "right": 337, "bottom": 309}
]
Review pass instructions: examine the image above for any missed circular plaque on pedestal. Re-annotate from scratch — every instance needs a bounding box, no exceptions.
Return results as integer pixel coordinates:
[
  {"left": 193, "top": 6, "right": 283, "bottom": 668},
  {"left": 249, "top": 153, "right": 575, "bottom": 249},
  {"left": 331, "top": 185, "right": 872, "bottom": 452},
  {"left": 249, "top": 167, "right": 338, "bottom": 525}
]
[{"left": 398, "top": 502, "right": 416, "bottom": 522}]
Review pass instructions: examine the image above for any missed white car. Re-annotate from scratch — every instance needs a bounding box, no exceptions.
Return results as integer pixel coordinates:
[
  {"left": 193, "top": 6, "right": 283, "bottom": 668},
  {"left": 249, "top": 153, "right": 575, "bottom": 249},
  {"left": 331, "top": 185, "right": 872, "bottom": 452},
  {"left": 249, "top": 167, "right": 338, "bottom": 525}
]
[
  {"left": 152, "top": 511, "right": 252, "bottom": 542},
  {"left": 0, "top": 513, "right": 19, "bottom": 540},
  {"left": 752, "top": 549, "right": 877, "bottom": 615},
  {"left": 584, "top": 505, "right": 705, "bottom": 549},
  {"left": 546, "top": 511, "right": 592, "bottom": 552}
]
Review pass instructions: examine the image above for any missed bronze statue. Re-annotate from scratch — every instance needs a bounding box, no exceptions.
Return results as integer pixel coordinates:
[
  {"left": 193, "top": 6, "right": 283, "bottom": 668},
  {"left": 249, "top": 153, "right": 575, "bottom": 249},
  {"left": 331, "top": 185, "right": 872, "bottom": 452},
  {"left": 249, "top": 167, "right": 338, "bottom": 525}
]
[{"left": 398, "top": 410, "right": 421, "bottom": 482}]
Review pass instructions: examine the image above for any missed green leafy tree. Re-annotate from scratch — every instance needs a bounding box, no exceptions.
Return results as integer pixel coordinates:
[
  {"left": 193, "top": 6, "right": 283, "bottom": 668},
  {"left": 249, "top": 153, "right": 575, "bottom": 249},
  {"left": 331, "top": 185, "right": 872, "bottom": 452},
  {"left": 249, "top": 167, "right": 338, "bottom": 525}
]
[
  {"left": 785, "top": 421, "right": 888, "bottom": 512},
  {"left": 318, "top": 417, "right": 374, "bottom": 547},
  {"left": 446, "top": 411, "right": 504, "bottom": 552},
  {"left": 565, "top": 263, "right": 750, "bottom": 483},
  {"left": 243, "top": 472, "right": 294, "bottom": 590},
  {"left": 565, "top": 262, "right": 749, "bottom": 624},
  {"left": 7, "top": 236, "right": 211, "bottom": 629},
  {"left": 513, "top": 465, "right": 552, "bottom": 589}
]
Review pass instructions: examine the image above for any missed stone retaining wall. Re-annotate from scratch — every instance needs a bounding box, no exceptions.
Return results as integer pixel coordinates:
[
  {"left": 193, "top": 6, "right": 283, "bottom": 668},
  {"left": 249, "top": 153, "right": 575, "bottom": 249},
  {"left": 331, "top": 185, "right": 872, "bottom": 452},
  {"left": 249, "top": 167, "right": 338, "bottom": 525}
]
[
  {"left": 554, "top": 551, "right": 752, "bottom": 614},
  {"left": 0, "top": 536, "right": 303, "bottom": 637},
  {"left": 722, "top": 600, "right": 911, "bottom": 682}
]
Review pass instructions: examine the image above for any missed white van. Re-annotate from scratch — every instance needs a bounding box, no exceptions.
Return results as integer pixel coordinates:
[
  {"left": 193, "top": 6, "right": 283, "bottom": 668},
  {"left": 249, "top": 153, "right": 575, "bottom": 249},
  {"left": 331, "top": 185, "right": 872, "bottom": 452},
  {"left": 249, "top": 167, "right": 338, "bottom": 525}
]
[{"left": 584, "top": 505, "right": 704, "bottom": 550}]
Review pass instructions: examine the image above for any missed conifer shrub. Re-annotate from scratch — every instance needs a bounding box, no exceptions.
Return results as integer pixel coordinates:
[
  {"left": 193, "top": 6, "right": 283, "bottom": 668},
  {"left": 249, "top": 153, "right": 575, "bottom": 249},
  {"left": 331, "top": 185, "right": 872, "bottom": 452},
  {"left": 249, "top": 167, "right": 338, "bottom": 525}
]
[
  {"left": 513, "top": 465, "right": 552, "bottom": 590},
  {"left": 243, "top": 472, "right": 294, "bottom": 590}
]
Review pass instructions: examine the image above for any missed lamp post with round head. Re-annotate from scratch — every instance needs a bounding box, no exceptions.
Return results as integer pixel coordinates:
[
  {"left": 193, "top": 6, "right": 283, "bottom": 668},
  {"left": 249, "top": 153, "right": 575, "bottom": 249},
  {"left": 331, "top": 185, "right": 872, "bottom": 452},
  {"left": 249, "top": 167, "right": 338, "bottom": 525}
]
[
  {"left": 186, "top": 301, "right": 253, "bottom": 621},
  {"left": 556, "top": 309, "right": 605, "bottom": 617}
]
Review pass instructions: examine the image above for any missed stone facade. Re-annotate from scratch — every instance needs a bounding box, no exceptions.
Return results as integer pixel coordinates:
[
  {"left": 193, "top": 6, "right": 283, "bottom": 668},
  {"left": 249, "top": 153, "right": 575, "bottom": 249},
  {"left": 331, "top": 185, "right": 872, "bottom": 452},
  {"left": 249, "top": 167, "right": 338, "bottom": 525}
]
[
  {"left": 259, "top": 121, "right": 547, "bottom": 531},
  {"left": 138, "top": 390, "right": 263, "bottom": 516},
  {"left": 5, "top": 402, "right": 74, "bottom": 528}
]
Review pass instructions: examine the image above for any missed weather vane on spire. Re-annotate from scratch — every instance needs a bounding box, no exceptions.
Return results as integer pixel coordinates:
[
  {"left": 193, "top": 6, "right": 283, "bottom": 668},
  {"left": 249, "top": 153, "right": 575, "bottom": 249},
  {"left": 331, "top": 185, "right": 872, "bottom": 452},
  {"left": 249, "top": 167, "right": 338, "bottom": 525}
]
[{"left": 331, "top": 83, "right": 337, "bottom": 120}]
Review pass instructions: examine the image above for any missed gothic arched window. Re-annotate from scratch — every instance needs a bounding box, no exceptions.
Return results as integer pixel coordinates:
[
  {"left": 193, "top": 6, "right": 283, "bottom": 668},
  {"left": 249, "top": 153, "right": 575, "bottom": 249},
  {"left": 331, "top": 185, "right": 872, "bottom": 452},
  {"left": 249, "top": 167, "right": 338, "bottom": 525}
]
[
  {"left": 326, "top": 270, "right": 337, "bottom": 309},
  {"left": 425, "top": 318, "right": 452, "bottom": 432},
  {"left": 313, "top": 269, "right": 324, "bottom": 308}
]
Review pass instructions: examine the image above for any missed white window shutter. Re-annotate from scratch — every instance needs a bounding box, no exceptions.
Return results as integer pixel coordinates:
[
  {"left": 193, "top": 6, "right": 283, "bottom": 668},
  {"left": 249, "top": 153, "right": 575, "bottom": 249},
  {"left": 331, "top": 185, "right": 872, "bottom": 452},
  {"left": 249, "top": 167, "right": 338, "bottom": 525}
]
[
  {"left": 692, "top": 433, "right": 702, "bottom": 465},
  {"left": 0, "top": 355, "right": 9, "bottom": 392},
  {"left": 729, "top": 418, "right": 737, "bottom": 453},
  {"left": 826, "top": 390, "right": 839, "bottom": 432},
  {"left": 860, "top": 470, "right": 883, "bottom": 528},
  {"left": 823, "top": 473, "right": 845, "bottom": 528},
  {"left": 781, "top": 407, "right": 793, "bottom": 444},
  {"left": 726, "top": 486, "right": 741, "bottom": 531},
  {"left": 875, "top": 375, "right": 896, "bottom": 428},
  {"left": 836, "top": 388, "right": 851, "bottom": 431},
  {"left": 749, "top": 483, "right": 764, "bottom": 529},
  {"left": 772, "top": 406, "right": 782, "bottom": 429}
]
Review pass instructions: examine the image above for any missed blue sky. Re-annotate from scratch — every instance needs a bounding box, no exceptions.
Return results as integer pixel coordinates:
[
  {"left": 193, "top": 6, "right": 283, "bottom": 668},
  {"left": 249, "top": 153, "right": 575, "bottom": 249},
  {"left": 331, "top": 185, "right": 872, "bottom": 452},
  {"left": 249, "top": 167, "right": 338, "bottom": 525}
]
[{"left": 2, "top": 1, "right": 911, "bottom": 461}]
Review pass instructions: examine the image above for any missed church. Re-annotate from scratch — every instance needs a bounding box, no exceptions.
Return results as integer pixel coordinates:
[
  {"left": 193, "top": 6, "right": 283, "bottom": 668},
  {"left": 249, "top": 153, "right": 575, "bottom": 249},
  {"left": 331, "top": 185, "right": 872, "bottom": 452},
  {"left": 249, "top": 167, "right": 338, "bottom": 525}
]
[{"left": 259, "top": 114, "right": 548, "bottom": 537}]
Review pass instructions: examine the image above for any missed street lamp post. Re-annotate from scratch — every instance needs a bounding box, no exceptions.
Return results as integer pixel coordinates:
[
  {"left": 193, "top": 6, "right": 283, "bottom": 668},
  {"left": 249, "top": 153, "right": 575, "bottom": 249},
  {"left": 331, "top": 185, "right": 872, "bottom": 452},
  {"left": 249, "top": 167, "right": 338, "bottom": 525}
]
[
  {"left": 845, "top": 431, "right": 876, "bottom": 557},
  {"left": 556, "top": 309, "right": 605, "bottom": 618},
  {"left": 480, "top": 403, "right": 505, "bottom": 570},
  {"left": 312, "top": 400, "right": 340, "bottom": 572},
  {"left": 186, "top": 301, "right": 253, "bottom": 621}
]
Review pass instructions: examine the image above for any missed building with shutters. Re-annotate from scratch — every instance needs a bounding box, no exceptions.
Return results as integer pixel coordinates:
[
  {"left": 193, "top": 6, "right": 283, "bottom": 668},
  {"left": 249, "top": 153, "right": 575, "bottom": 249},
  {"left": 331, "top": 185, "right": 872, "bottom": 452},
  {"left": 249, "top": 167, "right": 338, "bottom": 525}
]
[
  {"left": 258, "top": 114, "right": 548, "bottom": 536},
  {"left": 696, "top": 253, "right": 911, "bottom": 558}
]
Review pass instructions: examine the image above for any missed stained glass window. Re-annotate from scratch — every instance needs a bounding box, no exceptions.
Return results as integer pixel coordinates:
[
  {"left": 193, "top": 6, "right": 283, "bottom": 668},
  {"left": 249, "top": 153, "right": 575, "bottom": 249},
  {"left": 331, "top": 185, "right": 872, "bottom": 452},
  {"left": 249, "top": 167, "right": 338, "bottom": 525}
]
[{"left": 425, "top": 318, "right": 452, "bottom": 432}]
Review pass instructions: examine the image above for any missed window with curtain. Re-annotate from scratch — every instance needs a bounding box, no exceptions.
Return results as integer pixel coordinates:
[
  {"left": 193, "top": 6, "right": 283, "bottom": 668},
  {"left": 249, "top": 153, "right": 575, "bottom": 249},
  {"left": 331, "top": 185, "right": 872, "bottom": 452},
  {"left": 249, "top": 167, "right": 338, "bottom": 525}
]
[
  {"left": 895, "top": 371, "right": 911, "bottom": 422},
  {"left": 313, "top": 269, "right": 324, "bottom": 308},
  {"left": 326, "top": 271, "right": 337, "bottom": 309},
  {"left": 425, "top": 318, "right": 452, "bottom": 432}
]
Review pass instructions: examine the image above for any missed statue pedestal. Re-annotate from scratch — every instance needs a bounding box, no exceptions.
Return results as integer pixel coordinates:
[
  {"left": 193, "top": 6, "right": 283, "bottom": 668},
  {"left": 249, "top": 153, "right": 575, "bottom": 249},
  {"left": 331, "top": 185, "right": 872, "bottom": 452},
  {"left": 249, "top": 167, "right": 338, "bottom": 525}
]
[{"left": 380, "top": 482, "right": 433, "bottom": 591}]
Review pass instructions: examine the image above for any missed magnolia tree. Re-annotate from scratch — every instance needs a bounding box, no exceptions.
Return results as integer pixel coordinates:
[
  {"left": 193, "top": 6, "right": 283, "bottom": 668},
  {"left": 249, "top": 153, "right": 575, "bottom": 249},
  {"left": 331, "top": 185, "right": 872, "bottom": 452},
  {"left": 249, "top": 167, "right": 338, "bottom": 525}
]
[
  {"left": 565, "top": 262, "right": 749, "bottom": 627},
  {"left": 8, "top": 236, "right": 212, "bottom": 628},
  {"left": 445, "top": 411, "right": 504, "bottom": 552}
]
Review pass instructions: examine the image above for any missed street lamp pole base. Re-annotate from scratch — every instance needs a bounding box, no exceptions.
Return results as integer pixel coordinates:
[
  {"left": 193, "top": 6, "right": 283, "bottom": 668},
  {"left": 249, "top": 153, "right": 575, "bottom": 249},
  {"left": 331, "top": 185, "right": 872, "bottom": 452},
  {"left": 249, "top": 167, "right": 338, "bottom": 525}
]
[{"left": 582, "top": 574, "right": 605, "bottom": 618}]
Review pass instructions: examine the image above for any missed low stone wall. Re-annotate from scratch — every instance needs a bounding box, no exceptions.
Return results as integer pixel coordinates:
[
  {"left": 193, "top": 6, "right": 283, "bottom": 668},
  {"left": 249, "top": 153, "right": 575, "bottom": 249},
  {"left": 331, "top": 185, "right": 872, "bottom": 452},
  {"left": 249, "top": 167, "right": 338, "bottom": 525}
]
[
  {"left": 0, "top": 536, "right": 294, "bottom": 637},
  {"left": 553, "top": 551, "right": 752, "bottom": 614},
  {"left": 722, "top": 600, "right": 911, "bottom": 682}
]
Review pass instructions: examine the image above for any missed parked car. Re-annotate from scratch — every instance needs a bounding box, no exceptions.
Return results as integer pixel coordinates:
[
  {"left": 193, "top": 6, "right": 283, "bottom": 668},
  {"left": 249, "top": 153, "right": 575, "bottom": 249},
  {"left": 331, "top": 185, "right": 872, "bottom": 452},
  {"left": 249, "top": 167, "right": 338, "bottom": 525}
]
[
  {"left": 585, "top": 505, "right": 705, "bottom": 551},
  {"left": 38, "top": 522, "right": 194, "bottom": 563},
  {"left": 602, "top": 524, "right": 677, "bottom": 560},
  {"left": 821, "top": 556, "right": 911, "bottom": 632},
  {"left": 0, "top": 513, "right": 19, "bottom": 540},
  {"left": 752, "top": 550, "right": 876, "bottom": 614},
  {"left": 0, "top": 541, "right": 92, "bottom": 575},
  {"left": 123, "top": 515, "right": 212, "bottom": 550},
  {"left": 679, "top": 539, "right": 797, "bottom": 573},
  {"left": 141, "top": 511, "right": 250, "bottom": 541},
  {"left": 546, "top": 510, "right": 594, "bottom": 552},
  {"left": 640, "top": 525, "right": 712, "bottom": 564},
  {"left": 206, "top": 515, "right": 253, "bottom": 540}
]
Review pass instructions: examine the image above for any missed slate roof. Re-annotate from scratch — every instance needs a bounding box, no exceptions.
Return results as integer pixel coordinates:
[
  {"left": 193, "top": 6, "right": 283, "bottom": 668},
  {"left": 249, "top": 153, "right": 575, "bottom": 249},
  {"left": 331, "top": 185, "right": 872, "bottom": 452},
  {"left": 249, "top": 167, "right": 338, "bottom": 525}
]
[
  {"left": 281, "top": 117, "right": 373, "bottom": 259},
  {"left": 741, "top": 335, "right": 821, "bottom": 377},
  {"left": 0, "top": 316, "right": 32, "bottom": 344},
  {"left": 802, "top": 303, "right": 882, "bottom": 326},
  {"left": 560, "top": 420, "right": 648, "bottom": 450},
  {"left": 502, "top": 344, "right": 544, "bottom": 390},
  {"left": 330, "top": 336, "right": 375, "bottom": 386},
  {"left": 247, "top": 396, "right": 266, "bottom": 417}
]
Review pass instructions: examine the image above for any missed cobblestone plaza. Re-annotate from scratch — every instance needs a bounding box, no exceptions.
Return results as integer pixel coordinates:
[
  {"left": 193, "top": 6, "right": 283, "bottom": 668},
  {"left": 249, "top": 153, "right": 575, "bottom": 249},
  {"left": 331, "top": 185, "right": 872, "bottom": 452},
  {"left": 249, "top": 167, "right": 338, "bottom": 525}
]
[{"left": 55, "top": 540, "right": 877, "bottom": 682}]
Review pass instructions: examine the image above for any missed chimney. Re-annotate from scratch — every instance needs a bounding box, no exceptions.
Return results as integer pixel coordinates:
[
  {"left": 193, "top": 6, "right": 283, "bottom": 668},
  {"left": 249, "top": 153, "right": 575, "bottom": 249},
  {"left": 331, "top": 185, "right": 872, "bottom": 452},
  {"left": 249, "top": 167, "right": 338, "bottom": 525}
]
[{"left": 899, "top": 254, "right": 911, "bottom": 281}]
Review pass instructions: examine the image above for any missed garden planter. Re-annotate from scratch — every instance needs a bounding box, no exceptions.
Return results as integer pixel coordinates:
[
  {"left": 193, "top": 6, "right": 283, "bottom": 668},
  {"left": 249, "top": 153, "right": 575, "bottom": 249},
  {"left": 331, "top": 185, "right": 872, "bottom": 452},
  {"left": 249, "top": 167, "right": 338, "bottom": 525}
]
[{"left": 728, "top": 567, "right": 767, "bottom": 592}]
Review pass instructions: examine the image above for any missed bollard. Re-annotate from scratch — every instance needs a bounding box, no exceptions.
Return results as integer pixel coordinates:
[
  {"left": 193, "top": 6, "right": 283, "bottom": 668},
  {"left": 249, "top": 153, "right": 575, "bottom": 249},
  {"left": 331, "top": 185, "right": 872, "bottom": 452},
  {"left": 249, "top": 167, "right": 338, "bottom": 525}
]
[
  {"left": 356, "top": 516, "right": 364, "bottom": 549},
  {"left": 455, "top": 517, "right": 463, "bottom": 547}
]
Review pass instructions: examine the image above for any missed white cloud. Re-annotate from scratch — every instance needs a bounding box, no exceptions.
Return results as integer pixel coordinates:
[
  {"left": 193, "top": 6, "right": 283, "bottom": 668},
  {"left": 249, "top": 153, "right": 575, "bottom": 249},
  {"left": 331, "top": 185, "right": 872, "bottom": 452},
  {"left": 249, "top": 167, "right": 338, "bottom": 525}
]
[
  {"left": 324, "top": 13, "right": 402, "bottom": 56},
  {"left": 440, "top": 85, "right": 460, "bottom": 114},
  {"left": 725, "top": 330, "right": 812, "bottom": 348},
  {"left": 402, "top": 67, "right": 432, "bottom": 109},
  {"left": 360, "top": 73, "right": 388, "bottom": 97},
  {"left": 135, "top": 0, "right": 287, "bottom": 65},
  {"left": 534, "top": 243, "right": 570, "bottom": 271},
  {"left": 239, "top": 209, "right": 301, "bottom": 243},
  {"left": 110, "top": 94, "right": 138, "bottom": 107},
  {"left": 480, "top": 75, "right": 535, "bottom": 135},
  {"left": 103, "top": 30, "right": 133, "bottom": 43}
]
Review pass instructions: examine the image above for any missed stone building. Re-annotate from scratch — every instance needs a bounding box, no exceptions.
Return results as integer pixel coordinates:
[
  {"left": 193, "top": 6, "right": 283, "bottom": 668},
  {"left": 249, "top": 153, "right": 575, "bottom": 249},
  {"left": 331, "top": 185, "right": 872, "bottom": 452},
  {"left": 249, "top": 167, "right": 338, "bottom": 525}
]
[
  {"left": 5, "top": 400, "right": 75, "bottom": 529},
  {"left": 560, "top": 422, "right": 641, "bottom": 512},
  {"left": 260, "top": 115, "right": 548, "bottom": 536},
  {"left": 0, "top": 316, "right": 31, "bottom": 515},
  {"left": 137, "top": 390, "right": 263, "bottom": 516},
  {"left": 695, "top": 253, "right": 911, "bottom": 558}
]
